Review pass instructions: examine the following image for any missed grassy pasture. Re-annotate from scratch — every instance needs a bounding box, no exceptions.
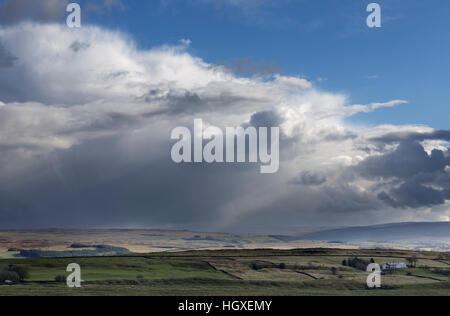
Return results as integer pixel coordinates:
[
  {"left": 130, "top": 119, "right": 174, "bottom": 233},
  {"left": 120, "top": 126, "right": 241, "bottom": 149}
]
[
  {"left": 0, "top": 248, "right": 449, "bottom": 296},
  {"left": 0, "top": 257, "right": 230, "bottom": 282}
]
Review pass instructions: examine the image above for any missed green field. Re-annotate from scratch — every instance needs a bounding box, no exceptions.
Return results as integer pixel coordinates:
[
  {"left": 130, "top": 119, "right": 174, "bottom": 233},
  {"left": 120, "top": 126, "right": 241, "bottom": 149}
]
[{"left": 1, "top": 249, "right": 449, "bottom": 296}]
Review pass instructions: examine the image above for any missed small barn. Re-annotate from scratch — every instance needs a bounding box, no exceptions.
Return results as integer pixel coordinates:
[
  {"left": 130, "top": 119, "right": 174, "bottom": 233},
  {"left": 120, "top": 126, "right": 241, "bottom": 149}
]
[{"left": 382, "top": 262, "right": 408, "bottom": 270}]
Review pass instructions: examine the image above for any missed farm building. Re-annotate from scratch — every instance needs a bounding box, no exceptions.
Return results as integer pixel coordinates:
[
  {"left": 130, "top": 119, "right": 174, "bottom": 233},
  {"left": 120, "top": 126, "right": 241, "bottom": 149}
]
[{"left": 382, "top": 263, "right": 408, "bottom": 270}]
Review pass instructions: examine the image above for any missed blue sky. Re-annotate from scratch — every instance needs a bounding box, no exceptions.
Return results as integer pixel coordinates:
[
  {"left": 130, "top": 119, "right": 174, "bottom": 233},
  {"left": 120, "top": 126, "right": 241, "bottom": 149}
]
[{"left": 81, "top": 0, "right": 450, "bottom": 129}]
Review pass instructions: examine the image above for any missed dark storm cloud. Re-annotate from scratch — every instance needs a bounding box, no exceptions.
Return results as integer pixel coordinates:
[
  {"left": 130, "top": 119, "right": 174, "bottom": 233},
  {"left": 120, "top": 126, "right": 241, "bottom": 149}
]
[
  {"left": 249, "top": 110, "right": 281, "bottom": 128},
  {"left": 0, "top": 132, "right": 262, "bottom": 230},
  {"left": 164, "top": 91, "right": 204, "bottom": 115},
  {"left": 58, "top": 112, "right": 143, "bottom": 135},
  {"left": 0, "top": 191, "right": 37, "bottom": 228},
  {"left": 139, "top": 91, "right": 206, "bottom": 117},
  {"left": 0, "top": 20, "right": 448, "bottom": 232},
  {"left": 378, "top": 181, "right": 450, "bottom": 209},
  {"left": 320, "top": 130, "right": 358, "bottom": 142},
  {"left": 370, "top": 129, "right": 450, "bottom": 144},
  {"left": 0, "top": 42, "right": 16, "bottom": 67},
  {"left": 356, "top": 141, "right": 448, "bottom": 179},
  {"left": 70, "top": 40, "right": 91, "bottom": 52},
  {"left": 141, "top": 90, "right": 265, "bottom": 118},
  {"left": 247, "top": 110, "right": 304, "bottom": 162},
  {"left": 228, "top": 182, "right": 384, "bottom": 233},
  {"left": 290, "top": 171, "right": 327, "bottom": 186},
  {"left": 355, "top": 141, "right": 450, "bottom": 209}
]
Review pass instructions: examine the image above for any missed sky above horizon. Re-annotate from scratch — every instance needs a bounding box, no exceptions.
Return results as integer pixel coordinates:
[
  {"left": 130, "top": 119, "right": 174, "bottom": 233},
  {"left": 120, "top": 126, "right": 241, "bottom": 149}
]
[
  {"left": 85, "top": 0, "right": 450, "bottom": 129},
  {"left": 0, "top": 0, "right": 449, "bottom": 233}
]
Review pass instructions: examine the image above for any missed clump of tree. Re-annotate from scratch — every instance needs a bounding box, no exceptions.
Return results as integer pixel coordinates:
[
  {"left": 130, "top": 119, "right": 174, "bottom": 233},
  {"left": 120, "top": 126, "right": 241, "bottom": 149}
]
[
  {"left": 0, "top": 271, "right": 21, "bottom": 283},
  {"left": 55, "top": 275, "right": 67, "bottom": 283},
  {"left": 407, "top": 256, "right": 418, "bottom": 268},
  {"left": 250, "top": 261, "right": 289, "bottom": 271},
  {"left": 0, "top": 264, "right": 30, "bottom": 283},
  {"left": 346, "top": 257, "right": 371, "bottom": 271},
  {"left": 250, "top": 261, "right": 278, "bottom": 270}
]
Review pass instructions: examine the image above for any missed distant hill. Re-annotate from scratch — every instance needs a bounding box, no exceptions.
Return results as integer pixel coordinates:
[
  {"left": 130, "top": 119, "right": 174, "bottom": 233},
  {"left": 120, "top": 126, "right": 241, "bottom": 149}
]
[{"left": 299, "top": 222, "right": 450, "bottom": 243}]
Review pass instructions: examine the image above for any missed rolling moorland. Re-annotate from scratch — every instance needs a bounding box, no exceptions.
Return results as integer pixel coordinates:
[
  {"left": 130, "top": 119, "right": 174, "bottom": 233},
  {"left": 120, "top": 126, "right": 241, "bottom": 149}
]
[
  {"left": 301, "top": 222, "right": 450, "bottom": 244},
  {"left": 1, "top": 222, "right": 450, "bottom": 260},
  {"left": 0, "top": 223, "right": 449, "bottom": 296},
  {"left": 0, "top": 228, "right": 356, "bottom": 260}
]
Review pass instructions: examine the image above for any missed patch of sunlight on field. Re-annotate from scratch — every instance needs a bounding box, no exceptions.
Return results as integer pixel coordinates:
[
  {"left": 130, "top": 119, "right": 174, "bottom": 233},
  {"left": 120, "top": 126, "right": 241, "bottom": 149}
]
[
  {"left": 0, "top": 251, "right": 20, "bottom": 259},
  {"left": 207, "top": 257, "right": 334, "bottom": 281},
  {"left": 416, "top": 259, "right": 450, "bottom": 268}
]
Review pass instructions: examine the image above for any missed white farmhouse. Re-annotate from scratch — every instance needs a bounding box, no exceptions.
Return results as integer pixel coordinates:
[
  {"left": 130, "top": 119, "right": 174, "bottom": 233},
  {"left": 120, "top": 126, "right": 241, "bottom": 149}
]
[{"left": 382, "top": 263, "right": 408, "bottom": 270}]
